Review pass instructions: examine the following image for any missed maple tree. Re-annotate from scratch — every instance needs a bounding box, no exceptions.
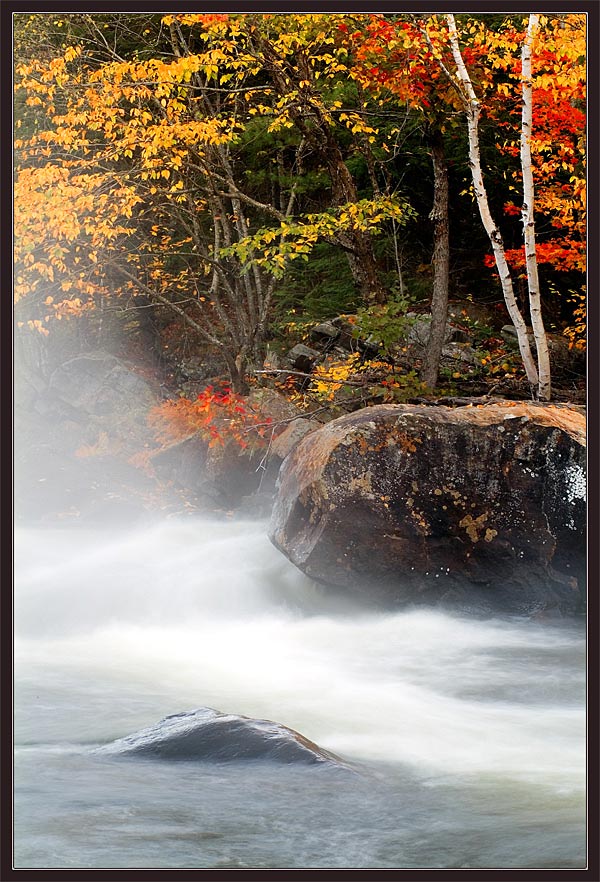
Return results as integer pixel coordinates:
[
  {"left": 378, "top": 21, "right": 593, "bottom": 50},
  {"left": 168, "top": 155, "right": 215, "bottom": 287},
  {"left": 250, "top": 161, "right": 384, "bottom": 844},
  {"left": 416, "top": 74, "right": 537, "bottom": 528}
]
[
  {"left": 482, "top": 14, "right": 586, "bottom": 352},
  {"left": 346, "top": 14, "right": 457, "bottom": 389},
  {"left": 14, "top": 12, "right": 414, "bottom": 393},
  {"left": 148, "top": 385, "right": 274, "bottom": 451},
  {"left": 13, "top": 12, "right": 585, "bottom": 407}
]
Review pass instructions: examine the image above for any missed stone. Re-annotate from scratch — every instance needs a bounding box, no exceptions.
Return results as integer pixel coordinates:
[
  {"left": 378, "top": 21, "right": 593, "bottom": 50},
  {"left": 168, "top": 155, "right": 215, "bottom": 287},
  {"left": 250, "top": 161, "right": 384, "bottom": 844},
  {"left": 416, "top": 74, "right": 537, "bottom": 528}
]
[
  {"left": 331, "top": 316, "right": 360, "bottom": 351},
  {"left": 310, "top": 322, "right": 341, "bottom": 348},
  {"left": 48, "top": 352, "right": 158, "bottom": 419},
  {"left": 500, "top": 325, "right": 536, "bottom": 348},
  {"left": 270, "top": 419, "right": 320, "bottom": 462},
  {"left": 151, "top": 432, "right": 263, "bottom": 508},
  {"left": 246, "top": 388, "right": 303, "bottom": 424},
  {"left": 447, "top": 300, "right": 504, "bottom": 329},
  {"left": 151, "top": 390, "right": 307, "bottom": 509},
  {"left": 269, "top": 402, "right": 586, "bottom": 615},
  {"left": 440, "top": 343, "right": 479, "bottom": 366},
  {"left": 15, "top": 351, "right": 163, "bottom": 522},
  {"left": 405, "top": 313, "right": 471, "bottom": 349},
  {"left": 406, "top": 313, "right": 446, "bottom": 347},
  {"left": 286, "top": 344, "right": 321, "bottom": 373},
  {"left": 499, "top": 327, "right": 585, "bottom": 376},
  {"left": 95, "top": 707, "right": 349, "bottom": 767}
]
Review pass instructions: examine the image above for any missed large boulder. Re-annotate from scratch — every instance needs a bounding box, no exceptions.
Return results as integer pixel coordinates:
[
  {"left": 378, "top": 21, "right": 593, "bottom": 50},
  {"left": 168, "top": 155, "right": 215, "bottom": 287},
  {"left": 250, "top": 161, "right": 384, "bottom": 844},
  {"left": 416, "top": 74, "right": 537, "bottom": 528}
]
[
  {"left": 269, "top": 402, "right": 586, "bottom": 615},
  {"left": 95, "top": 708, "right": 349, "bottom": 767}
]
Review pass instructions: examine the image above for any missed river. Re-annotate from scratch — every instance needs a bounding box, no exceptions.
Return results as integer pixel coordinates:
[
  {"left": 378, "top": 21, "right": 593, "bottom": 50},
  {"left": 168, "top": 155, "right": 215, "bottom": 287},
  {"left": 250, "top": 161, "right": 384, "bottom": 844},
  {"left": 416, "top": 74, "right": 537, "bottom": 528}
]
[{"left": 13, "top": 517, "right": 586, "bottom": 870}]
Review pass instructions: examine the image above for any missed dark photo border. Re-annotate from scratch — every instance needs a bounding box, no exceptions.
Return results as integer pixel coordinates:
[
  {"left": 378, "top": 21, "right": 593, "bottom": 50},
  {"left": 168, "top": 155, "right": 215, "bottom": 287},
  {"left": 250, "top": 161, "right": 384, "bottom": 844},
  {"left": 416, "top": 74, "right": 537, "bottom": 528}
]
[{"left": 2, "top": 2, "right": 598, "bottom": 880}]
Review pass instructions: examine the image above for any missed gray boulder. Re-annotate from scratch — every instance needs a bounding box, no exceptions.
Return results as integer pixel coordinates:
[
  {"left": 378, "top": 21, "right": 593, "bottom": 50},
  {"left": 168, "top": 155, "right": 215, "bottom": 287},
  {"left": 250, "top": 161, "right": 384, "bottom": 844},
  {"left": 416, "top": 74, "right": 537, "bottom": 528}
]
[
  {"left": 15, "top": 351, "right": 162, "bottom": 522},
  {"left": 48, "top": 352, "right": 157, "bottom": 420},
  {"left": 95, "top": 708, "right": 349, "bottom": 767}
]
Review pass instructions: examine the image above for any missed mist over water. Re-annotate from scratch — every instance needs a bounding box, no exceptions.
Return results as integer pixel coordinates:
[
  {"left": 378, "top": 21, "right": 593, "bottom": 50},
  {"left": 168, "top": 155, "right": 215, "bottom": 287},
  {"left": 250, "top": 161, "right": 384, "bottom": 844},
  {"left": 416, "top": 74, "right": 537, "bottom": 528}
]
[{"left": 14, "top": 517, "right": 586, "bottom": 869}]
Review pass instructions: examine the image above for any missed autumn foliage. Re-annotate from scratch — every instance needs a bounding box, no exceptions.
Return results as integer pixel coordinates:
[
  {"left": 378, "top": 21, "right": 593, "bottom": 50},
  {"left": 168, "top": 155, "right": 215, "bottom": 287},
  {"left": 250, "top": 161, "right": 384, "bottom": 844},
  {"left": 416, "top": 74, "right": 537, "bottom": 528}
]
[
  {"left": 148, "top": 386, "right": 274, "bottom": 451},
  {"left": 13, "top": 12, "right": 586, "bottom": 393},
  {"left": 483, "top": 14, "right": 586, "bottom": 280}
]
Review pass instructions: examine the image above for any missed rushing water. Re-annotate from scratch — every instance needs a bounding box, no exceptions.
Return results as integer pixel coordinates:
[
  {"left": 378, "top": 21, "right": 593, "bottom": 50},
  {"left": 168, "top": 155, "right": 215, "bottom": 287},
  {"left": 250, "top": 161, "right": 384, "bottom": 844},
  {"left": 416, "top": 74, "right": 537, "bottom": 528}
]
[{"left": 14, "top": 517, "right": 586, "bottom": 870}]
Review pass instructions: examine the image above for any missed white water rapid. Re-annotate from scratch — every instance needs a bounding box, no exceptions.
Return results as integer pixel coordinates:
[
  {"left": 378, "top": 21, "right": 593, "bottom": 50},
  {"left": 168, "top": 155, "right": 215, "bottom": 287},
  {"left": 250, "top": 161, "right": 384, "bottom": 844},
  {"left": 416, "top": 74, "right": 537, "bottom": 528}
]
[{"left": 14, "top": 517, "right": 586, "bottom": 870}]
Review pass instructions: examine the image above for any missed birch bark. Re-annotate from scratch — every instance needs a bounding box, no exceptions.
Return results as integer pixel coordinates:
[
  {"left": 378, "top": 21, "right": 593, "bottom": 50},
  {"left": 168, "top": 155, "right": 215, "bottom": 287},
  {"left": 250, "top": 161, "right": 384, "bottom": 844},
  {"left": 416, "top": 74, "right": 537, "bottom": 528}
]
[
  {"left": 521, "top": 14, "right": 551, "bottom": 400},
  {"left": 445, "top": 14, "right": 540, "bottom": 395}
]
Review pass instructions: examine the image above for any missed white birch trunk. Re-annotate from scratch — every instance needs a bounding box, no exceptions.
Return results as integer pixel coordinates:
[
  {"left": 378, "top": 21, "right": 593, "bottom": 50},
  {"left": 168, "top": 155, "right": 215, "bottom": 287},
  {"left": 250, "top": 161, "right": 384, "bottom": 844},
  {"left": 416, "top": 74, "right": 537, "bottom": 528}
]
[
  {"left": 521, "top": 14, "right": 551, "bottom": 400},
  {"left": 445, "top": 14, "right": 540, "bottom": 395}
]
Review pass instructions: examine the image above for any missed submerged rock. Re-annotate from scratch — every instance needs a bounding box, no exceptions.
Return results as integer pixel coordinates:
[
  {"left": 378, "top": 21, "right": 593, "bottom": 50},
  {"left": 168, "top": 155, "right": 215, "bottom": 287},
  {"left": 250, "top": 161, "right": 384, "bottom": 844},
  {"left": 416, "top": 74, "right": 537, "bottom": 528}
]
[
  {"left": 269, "top": 402, "right": 586, "bottom": 615},
  {"left": 95, "top": 708, "right": 348, "bottom": 767}
]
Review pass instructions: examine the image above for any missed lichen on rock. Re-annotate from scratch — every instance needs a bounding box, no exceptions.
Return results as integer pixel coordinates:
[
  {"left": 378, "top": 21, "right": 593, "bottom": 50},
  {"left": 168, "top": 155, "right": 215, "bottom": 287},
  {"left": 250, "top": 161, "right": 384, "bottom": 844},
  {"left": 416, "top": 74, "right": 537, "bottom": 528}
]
[{"left": 269, "top": 401, "right": 586, "bottom": 615}]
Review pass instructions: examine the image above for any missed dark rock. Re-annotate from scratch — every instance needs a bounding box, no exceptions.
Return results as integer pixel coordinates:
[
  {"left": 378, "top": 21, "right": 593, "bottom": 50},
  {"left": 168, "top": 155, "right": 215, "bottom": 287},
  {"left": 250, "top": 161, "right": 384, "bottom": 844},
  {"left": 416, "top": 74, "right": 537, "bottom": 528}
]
[
  {"left": 406, "top": 313, "right": 453, "bottom": 348},
  {"left": 310, "top": 322, "right": 341, "bottom": 348},
  {"left": 48, "top": 352, "right": 157, "bottom": 419},
  {"left": 331, "top": 316, "right": 360, "bottom": 351},
  {"left": 447, "top": 300, "right": 504, "bottom": 330},
  {"left": 245, "top": 388, "right": 303, "bottom": 424},
  {"left": 286, "top": 344, "right": 321, "bottom": 373},
  {"left": 500, "top": 327, "right": 585, "bottom": 376},
  {"left": 269, "top": 402, "right": 586, "bottom": 615},
  {"left": 403, "top": 313, "right": 474, "bottom": 351},
  {"left": 356, "top": 338, "right": 380, "bottom": 359},
  {"left": 448, "top": 327, "right": 471, "bottom": 344},
  {"left": 151, "top": 390, "right": 308, "bottom": 510},
  {"left": 546, "top": 333, "right": 586, "bottom": 376},
  {"left": 151, "top": 432, "right": 263, "bottom": 508},
  {"left": 440, "top": 343, "right": 479, "bottom": 366},
  {"left": 501, "top": 325, "right": 536, "bottom": 348},
  {"left": 95, "top": 708, "right": 349, "bottom": 767}
]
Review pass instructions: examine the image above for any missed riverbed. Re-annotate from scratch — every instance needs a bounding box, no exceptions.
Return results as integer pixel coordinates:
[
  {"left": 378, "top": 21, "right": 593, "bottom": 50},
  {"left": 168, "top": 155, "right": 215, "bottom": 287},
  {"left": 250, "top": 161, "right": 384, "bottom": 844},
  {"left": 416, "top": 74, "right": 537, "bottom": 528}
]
[{"left": 14, "top": 517, "right": 586, "bottom": 869}]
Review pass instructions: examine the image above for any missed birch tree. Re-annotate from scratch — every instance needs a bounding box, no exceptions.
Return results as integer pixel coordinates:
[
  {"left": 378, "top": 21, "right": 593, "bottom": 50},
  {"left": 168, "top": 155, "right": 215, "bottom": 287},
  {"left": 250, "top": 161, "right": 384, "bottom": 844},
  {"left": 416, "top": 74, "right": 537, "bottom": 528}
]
[
  {"left": 444, "top": 13, "right": 549, "bottom": 399},
  {"left": 520, "top": 14, "right": 551, "bottom": 400}
]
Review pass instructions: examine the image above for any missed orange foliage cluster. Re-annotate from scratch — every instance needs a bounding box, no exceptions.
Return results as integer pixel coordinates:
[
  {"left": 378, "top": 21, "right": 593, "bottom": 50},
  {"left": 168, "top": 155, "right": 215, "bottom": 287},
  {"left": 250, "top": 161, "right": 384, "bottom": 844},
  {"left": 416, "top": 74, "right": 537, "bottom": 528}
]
[
  {"left": 346, "top": 16, "right": 458, "bottom": 112},
  {"left": 487, "top": 16, "right": 586, "bottom": 278},
  {"left": 148, "top": 386, "right": 274, "bottom": 451},
  {"left": 485, "top": 240, "right": 585, "bottom": 274}
]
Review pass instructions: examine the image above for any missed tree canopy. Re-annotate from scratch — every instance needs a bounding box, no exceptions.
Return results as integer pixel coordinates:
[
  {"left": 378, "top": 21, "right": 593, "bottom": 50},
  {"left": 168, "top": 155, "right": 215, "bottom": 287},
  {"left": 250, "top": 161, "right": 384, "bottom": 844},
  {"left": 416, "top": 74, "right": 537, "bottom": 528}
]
[{"left": 14, "top": 12, "right": 586, "bottom": 400}]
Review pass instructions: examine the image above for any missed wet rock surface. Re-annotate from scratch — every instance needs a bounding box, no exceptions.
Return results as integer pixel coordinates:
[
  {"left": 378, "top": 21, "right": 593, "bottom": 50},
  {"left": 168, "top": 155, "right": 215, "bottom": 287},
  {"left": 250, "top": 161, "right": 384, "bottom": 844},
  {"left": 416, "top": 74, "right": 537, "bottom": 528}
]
[
  {"left": 95, "top": 708, "right": 349, "bottom": 767},
  {"left": 269, "top": 402, "right": 586, "bottom": 615}
]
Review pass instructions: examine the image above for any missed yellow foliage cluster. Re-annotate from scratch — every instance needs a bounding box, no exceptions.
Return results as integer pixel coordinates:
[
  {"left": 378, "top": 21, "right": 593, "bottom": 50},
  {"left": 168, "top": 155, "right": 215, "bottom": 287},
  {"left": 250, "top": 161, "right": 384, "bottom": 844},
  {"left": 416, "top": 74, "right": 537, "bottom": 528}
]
[
  {"left": 311, "top": 353, "right": 362, "bottom": 400},
  {"left": 563, "top": 288, "right": 586, "bottom": 352}
]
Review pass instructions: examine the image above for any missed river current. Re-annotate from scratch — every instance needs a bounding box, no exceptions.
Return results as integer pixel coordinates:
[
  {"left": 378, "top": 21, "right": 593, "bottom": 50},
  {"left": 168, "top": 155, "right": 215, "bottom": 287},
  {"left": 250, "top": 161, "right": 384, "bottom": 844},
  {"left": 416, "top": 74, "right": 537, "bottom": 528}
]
[{"left": 13, "top": 517, "right": 586, "bottom": 870}]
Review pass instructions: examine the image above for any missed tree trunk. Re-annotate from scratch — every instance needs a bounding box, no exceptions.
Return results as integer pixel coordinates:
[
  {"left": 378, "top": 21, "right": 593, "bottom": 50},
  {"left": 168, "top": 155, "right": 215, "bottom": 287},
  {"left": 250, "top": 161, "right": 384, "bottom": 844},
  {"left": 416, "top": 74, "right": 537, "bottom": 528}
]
[
  {"left": 252, "top": 31, "right": 387, "bottom": 305},
  {"left": 421, "top": 128, "right": 450, "bottom": 389},
  {"left": 322, "top": 130, "right": 388, "bottom": 305},
  {"left": 225, "top": 349, "right": 249, "bottom": 395},
  {"left": 445, "top": 14, "right": 540, "bottom": 397},
  {"left": 521, "top": 14, "right": 551, "bottom": 400}
]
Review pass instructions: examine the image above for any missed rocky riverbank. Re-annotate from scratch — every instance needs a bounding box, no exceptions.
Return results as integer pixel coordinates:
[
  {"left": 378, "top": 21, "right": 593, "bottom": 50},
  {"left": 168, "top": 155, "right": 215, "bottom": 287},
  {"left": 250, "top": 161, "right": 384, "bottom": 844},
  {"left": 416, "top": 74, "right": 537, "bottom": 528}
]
[{"left": 15, "top": 346, "right": 586, "bottom": 616}]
